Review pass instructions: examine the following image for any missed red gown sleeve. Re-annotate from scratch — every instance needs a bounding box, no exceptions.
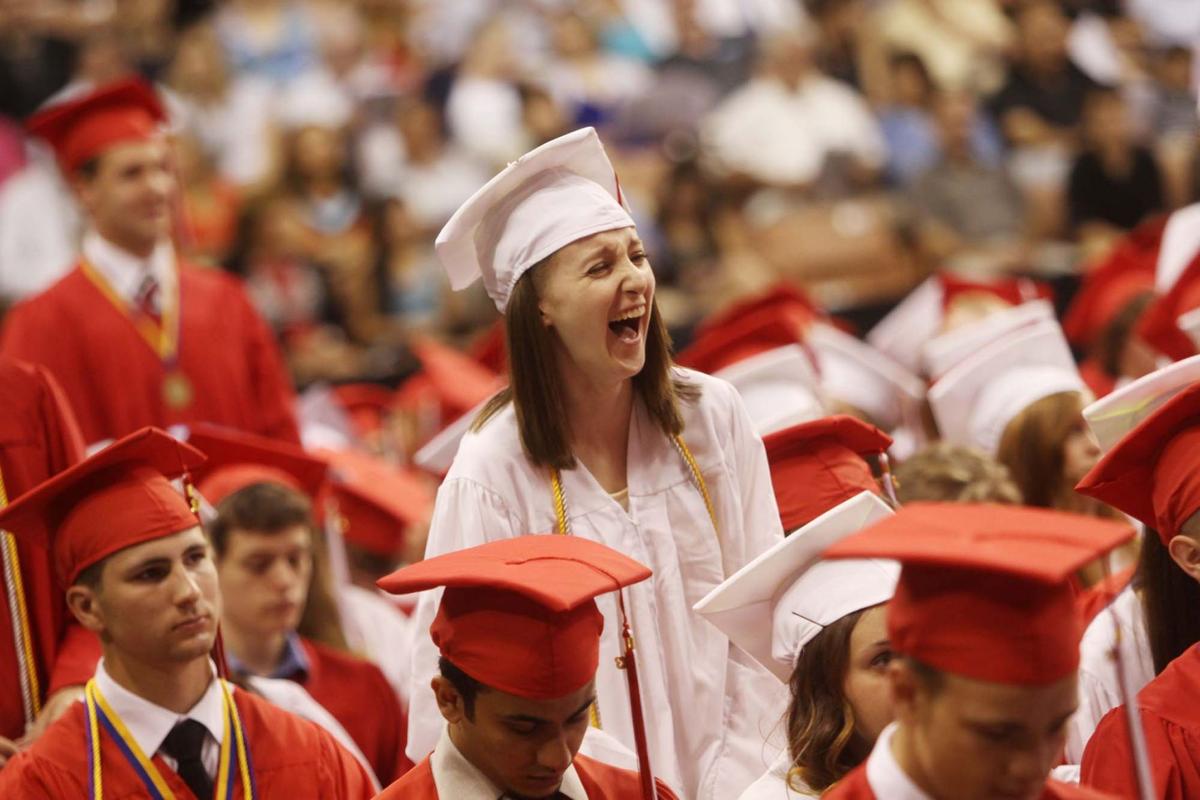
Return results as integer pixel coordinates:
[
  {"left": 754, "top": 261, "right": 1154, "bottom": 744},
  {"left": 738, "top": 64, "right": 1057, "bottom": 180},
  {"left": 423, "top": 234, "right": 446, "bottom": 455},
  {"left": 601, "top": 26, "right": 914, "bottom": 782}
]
[
  {"left": 1081, "top": 704, "right": 1200, "bottom": 800},
  {"left": 316, "top": 720, "right": 376, "bottom": 800},
  {"left": 46, "top": 624, "right": 101, "bottom": 694}
]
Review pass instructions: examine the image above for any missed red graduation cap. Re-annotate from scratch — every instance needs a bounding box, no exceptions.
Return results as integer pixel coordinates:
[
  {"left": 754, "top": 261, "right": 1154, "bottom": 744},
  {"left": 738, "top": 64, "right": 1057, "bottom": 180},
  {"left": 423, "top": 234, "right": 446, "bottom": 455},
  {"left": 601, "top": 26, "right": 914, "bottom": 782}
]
[
  {"left": 1137, "top": 250, "right": 1200, "bottom": 362},
  {"left": 396, "top": 337, "right": 504, "bottom": 429},
  {"left": 321, "top": 448, "right": 434, "bottom": 558},
  {"left": 331, "top": 383, "right": 397, "bottom": 439},
  {"left": 1076, "top": 381, "right": 1200, "bottom": 542},
  {"left": 26, "top": 77, "right": 168, "bottom": 175},
  {"left": 764, "top": 415, "right": 891, "bottom": 532},
  {"left": 939, "top": 273, "right": 1053, "bottom": 313},
  {"left": 1063, "top": 219, "right": 1162, "bottom": 348},
  {"left": 0, "top": 427, "right": 204, "bottom": 586},
  {"left": 378, "top": 535, "right": 651, "bottom": 700},
  {"left": 824, "top": 503, "right": 1135, "bottom": 685},
  {"left": 185, "top": 423, "right": 328, "bottom": 506},
  {"left": 692, "top": 282, "right": 819, "bottom": 343},
  {"left": 468, "top": 319, "right": 509, "bottom": 374},
  {"left": 677, "top": 308, "right": 809, "bottom": 375}
]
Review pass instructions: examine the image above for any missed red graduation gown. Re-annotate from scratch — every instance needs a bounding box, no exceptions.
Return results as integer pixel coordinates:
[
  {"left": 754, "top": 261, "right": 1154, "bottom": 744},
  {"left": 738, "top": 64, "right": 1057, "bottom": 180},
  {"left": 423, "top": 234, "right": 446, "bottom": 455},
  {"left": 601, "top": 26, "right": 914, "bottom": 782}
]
[
  {"left": 1081, "top": 643, "right": 1200, "bottom": 799},
  {"left": 0, "top": 357, "right": 85, "bottom": 740},
  {"left": 0, "top": 262, "right": 300, "bottom": 446},
  {"left": 825, "top": 763, "right": 1118, "bottom": 799},
  {"left": 299, "top": 638, "right": 412, "bottom": 785},
  {"left": 376, "top": 753, "right": 680, "bottom": 799},
  {"left": 0, "top": 684, "right": 375, "bottom": 798}
]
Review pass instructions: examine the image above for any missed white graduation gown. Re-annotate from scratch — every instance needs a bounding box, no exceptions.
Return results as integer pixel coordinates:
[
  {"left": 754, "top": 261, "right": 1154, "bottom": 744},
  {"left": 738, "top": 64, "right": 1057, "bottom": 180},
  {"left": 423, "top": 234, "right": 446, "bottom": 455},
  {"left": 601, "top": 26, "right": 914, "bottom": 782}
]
[
  {"left": 405, "top": 369, "right": 787, "bottom": 800},
  {"left": 739, "top": 752, "right": 817, "bottom": 799}
]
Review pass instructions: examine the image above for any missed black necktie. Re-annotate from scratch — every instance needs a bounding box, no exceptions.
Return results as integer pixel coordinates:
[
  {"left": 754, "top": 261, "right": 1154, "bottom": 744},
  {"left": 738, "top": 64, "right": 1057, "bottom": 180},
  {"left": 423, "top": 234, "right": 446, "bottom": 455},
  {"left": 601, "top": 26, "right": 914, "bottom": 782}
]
[{"left": 161, "top": 719, "right": 214, "bottom": 800}]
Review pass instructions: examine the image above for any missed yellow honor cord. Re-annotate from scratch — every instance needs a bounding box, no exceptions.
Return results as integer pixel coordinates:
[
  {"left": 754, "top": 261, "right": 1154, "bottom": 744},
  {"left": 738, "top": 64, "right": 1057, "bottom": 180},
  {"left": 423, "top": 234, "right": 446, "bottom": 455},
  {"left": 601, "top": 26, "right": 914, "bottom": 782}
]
[
  {"left": 0, "top": 464, "right": 40, "bottom": 723},
  {"left": 86, "top": 683, "right": 104, "bottom": 800}
]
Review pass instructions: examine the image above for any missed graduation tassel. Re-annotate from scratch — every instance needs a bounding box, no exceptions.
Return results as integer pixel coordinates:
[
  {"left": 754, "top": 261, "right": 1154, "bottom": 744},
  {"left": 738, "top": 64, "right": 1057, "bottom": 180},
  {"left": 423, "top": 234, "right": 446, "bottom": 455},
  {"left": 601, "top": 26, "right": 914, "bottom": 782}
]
[
  {"left": 877, "top": 451, "right": 901, "bottom": 507},
  {"left": 614, "top": 590, "right": 657, "bottom": 800}
]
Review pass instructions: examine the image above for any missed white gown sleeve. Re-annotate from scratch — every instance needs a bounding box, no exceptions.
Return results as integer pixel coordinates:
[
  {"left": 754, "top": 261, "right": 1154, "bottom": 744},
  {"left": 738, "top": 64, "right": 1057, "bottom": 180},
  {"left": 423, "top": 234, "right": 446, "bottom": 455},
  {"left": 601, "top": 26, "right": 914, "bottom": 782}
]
[{"left": 404, "top": 477, "right": 524, "bottom": 762}]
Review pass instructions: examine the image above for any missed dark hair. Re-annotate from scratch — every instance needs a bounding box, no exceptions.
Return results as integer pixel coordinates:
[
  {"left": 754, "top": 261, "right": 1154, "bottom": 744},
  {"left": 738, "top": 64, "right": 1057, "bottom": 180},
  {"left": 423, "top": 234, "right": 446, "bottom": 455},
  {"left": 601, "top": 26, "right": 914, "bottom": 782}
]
[
  {"left": 207, "top": 482, "right": 314, "bottom": 556},
  {"left": 1096, "top": 291, "right": 1155, "bottom": 378},
  {"left": 1139, "top": 529, "right": 1200, "bottom": 674},
  {"left": 907, "top": 657, "right": 944, "bottom": 694},
  {"left": 73, "top": 558, "right": 106, "bottom": 590},
  {"left": 208, "top": 482, "right": 349, "bottom": 652},
  {"left": 76, "top": 157, "right": 101, "bottom": 181},
  {"left": 785, "top": 609, "right": 869, "bottom": 793},
  {"left": 473, "top": 258, "right": 698, "bottom": 470},
  {"left": 440, "top": 656, "right": 486, "bottom": 720}
]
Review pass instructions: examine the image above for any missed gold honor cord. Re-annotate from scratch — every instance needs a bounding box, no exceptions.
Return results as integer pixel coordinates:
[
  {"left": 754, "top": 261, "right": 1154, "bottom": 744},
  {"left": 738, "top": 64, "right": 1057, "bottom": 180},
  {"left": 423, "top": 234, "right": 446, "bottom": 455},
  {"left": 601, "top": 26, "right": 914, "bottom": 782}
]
[
  {"left": 550, "top": 434, "right": 720, "bottom": 731},
  {"left": 0, "top": 464, "right": 41, "bottom": 725},
  {"left": 79, "top": 260, "right": 192, "bottom": 410}
]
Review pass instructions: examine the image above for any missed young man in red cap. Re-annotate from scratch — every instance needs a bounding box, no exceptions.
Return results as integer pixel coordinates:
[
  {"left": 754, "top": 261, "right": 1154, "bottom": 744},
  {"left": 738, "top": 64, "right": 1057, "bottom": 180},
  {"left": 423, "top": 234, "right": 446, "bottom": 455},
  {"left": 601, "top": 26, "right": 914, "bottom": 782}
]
[
  {"left": 185, "top": 424, "right": 411, "bottom": 787},
  {"left": 0, "top": 357, "right": 86, "bottom": 762},
  {"left": 376, "top": 535, "right": 678, "bottom": 799},
  {"left": 820, "top": 503, "right": 1132, "bottom": 800},
  {"left": 0, "top": 427, "right": 373, "bottom": 798},
  {"left": 1, "top": 78, "right": 300, "bottom": 447},
  {"left": 1074, "top": 379, "right": 1200, "bottom": 799}
]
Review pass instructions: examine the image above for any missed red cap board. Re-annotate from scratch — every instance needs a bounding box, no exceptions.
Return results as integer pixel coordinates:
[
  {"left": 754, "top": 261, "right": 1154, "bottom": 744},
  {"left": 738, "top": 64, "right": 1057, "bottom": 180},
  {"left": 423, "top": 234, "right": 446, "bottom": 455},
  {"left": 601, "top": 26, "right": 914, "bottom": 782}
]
[
  {"left": 26, "top": 78, "right": 167, "bottom": 174},
  {"left": 331, "top": 383, "right": 397, "bottom": 438},
  {"left": 404, "top": 337, "right": 504, "bottom": 424},
  {"left": 321, "top": 448, "right": 434, "bottom": 557},
  {"left": 0, "top": 427, "right": 204, "bottom": 585},
  {"left": 692, "top": 282, "right": 818, "bottom": 343},
  {"left": 185, "top": 423, "right": 328, "bottom": 505},
  {"left": 764, "top": 415, "right": 890, "bottom": 532},
  {"left": 823, "top": 503, "right": 1135, "bottom": 685},
  {"left": 1137, "top": 250, "right": 1200, "bottom": 362},
  {"left": 1062, "top": 220, "right": 1161, "bottom": 348},
  {"left": 1076, "top": 381, "right": 1200, "bottom": 542},
  {"left": 378, "top": 535, "right": 651, "bottom": 699},
  {"left": 676, "top": 307, "right": 808, "bottom": 375}
]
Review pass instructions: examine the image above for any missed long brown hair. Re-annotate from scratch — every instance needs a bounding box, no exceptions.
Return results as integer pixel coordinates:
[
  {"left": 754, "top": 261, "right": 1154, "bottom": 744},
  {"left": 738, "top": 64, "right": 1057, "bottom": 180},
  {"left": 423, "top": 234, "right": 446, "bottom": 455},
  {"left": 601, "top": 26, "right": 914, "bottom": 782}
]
[
  {"left": 785, "top": 609, "right": 871, "bottom": 794},
  {"left": 473, "top": 256, "right": 697, "bottom": 470},
  {"left": 1139, "top": 529, "right": 1200, "bottom": 674},
  {"left": 996, "top": 391, "right": 1117, "bottom": 516}
]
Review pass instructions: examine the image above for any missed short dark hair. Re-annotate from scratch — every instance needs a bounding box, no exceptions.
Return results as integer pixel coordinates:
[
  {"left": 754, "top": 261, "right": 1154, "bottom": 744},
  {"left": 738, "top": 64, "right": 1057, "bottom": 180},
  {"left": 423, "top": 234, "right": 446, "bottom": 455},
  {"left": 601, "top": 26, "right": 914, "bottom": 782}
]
[
  {"left": 75, "top": 156, "right": 101, "bottom": 181},
  {"left": 73, "top": 558, "right": 106, "bottom": 590},
  {"left": 440, "top": 656, "right": 487, "bottom": 720},
  {"left": 206, "top": 482, "right": 314, "bottom": 557}
]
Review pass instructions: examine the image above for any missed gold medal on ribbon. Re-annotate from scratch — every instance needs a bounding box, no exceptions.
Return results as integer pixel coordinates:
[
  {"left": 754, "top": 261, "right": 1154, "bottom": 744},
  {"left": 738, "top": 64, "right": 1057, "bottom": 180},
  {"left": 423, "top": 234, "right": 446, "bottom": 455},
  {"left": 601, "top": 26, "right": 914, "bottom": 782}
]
[{"left": 163, "top": 371, "right": 193, "bottom": 410}]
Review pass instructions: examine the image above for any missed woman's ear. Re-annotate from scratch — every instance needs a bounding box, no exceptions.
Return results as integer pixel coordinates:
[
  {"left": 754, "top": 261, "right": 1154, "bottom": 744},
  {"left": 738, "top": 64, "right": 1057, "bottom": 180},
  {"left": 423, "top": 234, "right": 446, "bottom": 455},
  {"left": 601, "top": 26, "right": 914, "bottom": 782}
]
[{"left": 1167, "top": 533, "right": 1200, "bottom": 584}]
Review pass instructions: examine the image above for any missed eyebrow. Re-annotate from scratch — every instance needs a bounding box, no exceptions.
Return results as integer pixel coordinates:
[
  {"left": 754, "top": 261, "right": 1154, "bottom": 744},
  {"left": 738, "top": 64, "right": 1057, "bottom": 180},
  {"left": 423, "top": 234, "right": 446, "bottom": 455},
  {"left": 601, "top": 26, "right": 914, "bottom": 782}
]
[{"left": 502, "top": 696, "right": 598, "bottom": 725}]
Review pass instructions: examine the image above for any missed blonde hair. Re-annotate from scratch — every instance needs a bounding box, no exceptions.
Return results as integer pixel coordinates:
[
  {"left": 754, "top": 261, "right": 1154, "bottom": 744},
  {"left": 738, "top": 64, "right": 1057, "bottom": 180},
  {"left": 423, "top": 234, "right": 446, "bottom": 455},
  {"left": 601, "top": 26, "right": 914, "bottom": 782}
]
[{"left": 895, "top": 442, "right": 1023, "bottom": 504}]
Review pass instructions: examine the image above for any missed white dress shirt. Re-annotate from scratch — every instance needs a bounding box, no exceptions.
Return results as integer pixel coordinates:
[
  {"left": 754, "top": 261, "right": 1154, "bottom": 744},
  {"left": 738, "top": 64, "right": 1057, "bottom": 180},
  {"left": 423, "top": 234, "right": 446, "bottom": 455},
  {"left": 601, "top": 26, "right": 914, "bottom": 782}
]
[
  {"left": 430, "top": 725, "right": 587, "bottom": 800},
  {"left": 94, "top": 658, "right": 225, "bottom": 778},
  {"left": 864, "top": 723, "right": 932, "bottom": 800},
  {"left": 81, "top": 230, "right": 175, "bottom": 310}
]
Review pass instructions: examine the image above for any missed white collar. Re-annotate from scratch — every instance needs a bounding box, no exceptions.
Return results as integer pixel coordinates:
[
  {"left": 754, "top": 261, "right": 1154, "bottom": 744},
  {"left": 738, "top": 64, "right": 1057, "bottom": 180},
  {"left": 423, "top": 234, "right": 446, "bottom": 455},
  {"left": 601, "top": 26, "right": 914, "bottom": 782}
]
[
  {"left": 865, "top": 723, "right": 933, "bottom": 800},
  {"left": 94, "top": 658, "right": 226, "bottom": 759},
  {"left": 82, "top": 230, "right": 175, "bottom": 305},
  {"left": 430, "top": 725, "right": 588, "bottom": 800}
]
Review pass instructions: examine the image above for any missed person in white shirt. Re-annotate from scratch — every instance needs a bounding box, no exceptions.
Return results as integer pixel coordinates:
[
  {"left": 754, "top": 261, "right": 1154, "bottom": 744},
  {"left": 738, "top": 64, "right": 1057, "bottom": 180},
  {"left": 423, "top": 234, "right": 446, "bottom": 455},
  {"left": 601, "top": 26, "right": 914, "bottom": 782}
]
[{"left": 405, "top": 127, "right": 786, "bottom": 800}]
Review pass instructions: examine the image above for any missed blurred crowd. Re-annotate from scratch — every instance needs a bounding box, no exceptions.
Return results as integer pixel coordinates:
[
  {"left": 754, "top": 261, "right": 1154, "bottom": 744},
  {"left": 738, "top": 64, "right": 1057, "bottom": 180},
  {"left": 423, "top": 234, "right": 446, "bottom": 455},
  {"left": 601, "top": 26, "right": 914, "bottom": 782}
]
[{"left": 2, "top": 0, "right": 1199, "bottom": 409}]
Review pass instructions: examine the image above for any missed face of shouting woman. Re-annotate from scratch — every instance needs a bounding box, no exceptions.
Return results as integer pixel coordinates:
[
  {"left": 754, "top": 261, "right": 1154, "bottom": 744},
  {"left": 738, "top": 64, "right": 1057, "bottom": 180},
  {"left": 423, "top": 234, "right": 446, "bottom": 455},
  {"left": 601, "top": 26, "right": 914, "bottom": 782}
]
[{"left": 534, "top": 226, "right": 655, "bottom": 392}]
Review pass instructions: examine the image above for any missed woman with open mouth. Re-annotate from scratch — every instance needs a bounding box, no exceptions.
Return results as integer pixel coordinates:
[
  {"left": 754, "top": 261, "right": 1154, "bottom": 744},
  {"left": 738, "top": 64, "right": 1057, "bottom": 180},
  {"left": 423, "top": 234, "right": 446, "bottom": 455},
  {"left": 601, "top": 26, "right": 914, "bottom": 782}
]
[{"left": 401, "top": 127, "right": 787, "bottom": 800}]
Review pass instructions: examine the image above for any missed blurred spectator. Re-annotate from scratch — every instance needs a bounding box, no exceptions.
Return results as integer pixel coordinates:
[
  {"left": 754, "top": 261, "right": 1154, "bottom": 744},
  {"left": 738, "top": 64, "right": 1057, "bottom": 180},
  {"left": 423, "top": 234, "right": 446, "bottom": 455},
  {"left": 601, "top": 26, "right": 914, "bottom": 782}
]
[
  {"left": 1150, "top": 46, "right": 1199, "bottom": 209},
  {"left": 213, "top": 0, "right": 320, "bottom": 84},
  {"left": 654, "top": 158, "right": 722, "bottom": 287},
  {"left": 701, "top": 29, "right": 885, "bottom": 189},
  {"left": 518, "top": 81, "right": 571, "bottom": 147},
  {"left": 1125, "top": 0, "right": 1200, "bottom": 48},
  {"left": 357, "top": 97, "right": 490, "bottom": 232},
  {"left": 542, "top": 10, "right": 652, "bottom": 127},
  {"left": 175, "top": 131, "right": 242, "bottom": 266},
  {"left": 445, "top": 18, "right": 528, "bottom": 167},
  {"left": 165, "top": 20, "right": 278, "bottom": 190},
  {"left": 0, "top": 0, "right": 112, "bottom": 118},
  {"left": 875, "top": 0, "right": 1012, "bottom": 93},
  {"left": 807, "top": 0, "right": 890, "bottom": 99},
  {"left": 910, "top": 90, "right": 1025, "bottom": 269},
  {"left": 375, "top": 197, "right": 446, "bottom": 333},
  {"left": 989, "top": 0, "right": 1100, "bottom": 238},
  {"left": 878, "top": 50, "right": 1002, "bottom": 186},
  {"left": 1067, "top": 87, "right": 1164, "bottom": 243}
]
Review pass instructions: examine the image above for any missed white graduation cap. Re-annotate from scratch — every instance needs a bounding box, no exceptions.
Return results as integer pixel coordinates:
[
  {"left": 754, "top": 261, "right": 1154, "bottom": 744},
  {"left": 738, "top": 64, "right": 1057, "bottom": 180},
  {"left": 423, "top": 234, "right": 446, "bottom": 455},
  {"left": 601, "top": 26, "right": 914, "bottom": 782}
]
[
  {"left": 412, "top": 398, "right": 495, "bottom": 476},
  {"left": 1154, "top": 203, "right": 1200, "bottom": 295},
  {"left": 713, "top": 344, "right": 826, "bottom": 436},
  {"left": 693, "top": 491, "right": 898, "bottom": 682},
  {"left": 1082, "top": 353, "right": 1200, "bottom": 453},
  {"left": 806, "top": 323, "right": 925, "bottom": 434},
  {"left": 922, "top": 299, "right": 1056, "bottom": 381},
  {"left": 866, "top": 276, "right": 943, "bottom": 375},
  {"left": 929, "top": 320, "right": 1085, "bottom": 456},
  {"left": 435, "top": 127, "right": 635, "bottom": 312}
]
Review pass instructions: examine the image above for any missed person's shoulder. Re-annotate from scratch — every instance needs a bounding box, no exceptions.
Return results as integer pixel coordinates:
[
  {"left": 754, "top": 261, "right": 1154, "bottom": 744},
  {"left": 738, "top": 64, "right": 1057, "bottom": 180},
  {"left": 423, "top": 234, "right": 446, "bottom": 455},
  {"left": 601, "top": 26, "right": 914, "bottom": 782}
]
[
  {"left": 572, "top": 753, "right": 679, "bottom": 799},
  {"left": 375, "top": 756, "right": 436, "bottom": 798},
  {"left": 178, "top": 260, "right": 248, "bottom": 296},
  {"left": 1, "top": 701, "right": 89, "bottom": 782},
  {"left": 1138, "top": 644, "right": 1200, "bottom": 723},
  {"left": 5, "top": 265, "right": 86, "bottom": 315},
  {"left": 672, "top": 366, "right": 740, "bottom": 425},
  {"left": 303, "top": 638, "right": 393, "bottom": 688},
  {"left": 444, "top": 402, "right": 524, "bottom": 480}
]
